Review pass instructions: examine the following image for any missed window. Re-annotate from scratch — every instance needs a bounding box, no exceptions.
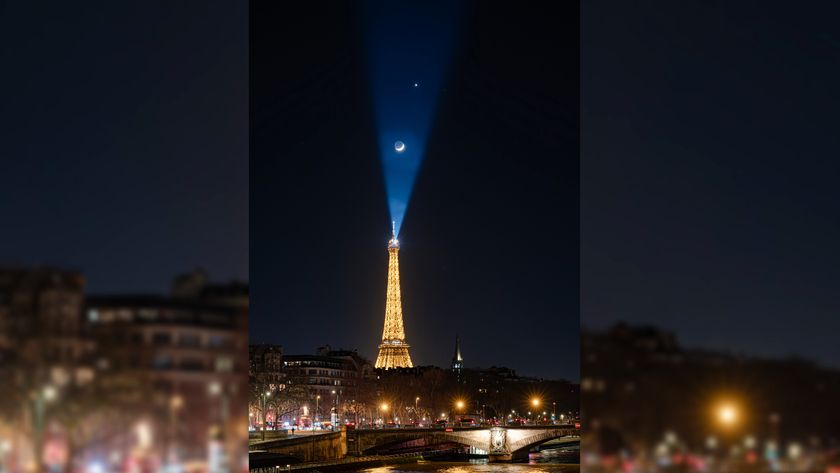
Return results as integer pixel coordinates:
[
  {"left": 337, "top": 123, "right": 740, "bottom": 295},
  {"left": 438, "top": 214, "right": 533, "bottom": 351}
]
[
  {"left": 152, "top": 332, "right": 171, "bottom": 345},
  {"left": 153, "top": 355, "right": 173, "bottom": 370},
  {"left": 179, "top": 333, "right": 201, "bottom": 347},
  {"left": 180, "top": 359, "right": 205, "bottom": 371},
  {"left": 216, "top": 356, "right": 234, "bottom": 372}
]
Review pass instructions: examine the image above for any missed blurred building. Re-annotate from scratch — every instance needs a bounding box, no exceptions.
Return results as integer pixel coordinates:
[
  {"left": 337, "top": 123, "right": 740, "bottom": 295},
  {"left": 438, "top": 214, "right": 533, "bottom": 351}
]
[
  {"left": 582, "top": 322, "right": 840, "bottom": 458},
  {"left": 0, "top": 267, "right": 91, "bottom": 367},
  {"left": 0, "top": 267, "right": 248, "bottom": 473},
  {"left": 85, "top": 274, "right": 248, "bottom": 464}
]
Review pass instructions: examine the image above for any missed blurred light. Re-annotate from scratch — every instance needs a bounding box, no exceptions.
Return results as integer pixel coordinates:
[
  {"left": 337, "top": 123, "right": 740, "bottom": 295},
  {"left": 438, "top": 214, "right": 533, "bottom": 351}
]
[
  {"left": 43, "top": 385, "right": 57, "bottom": 402},
  {"left": 744, "top": 435, "right": 757, "bottom": 449},
  {"left": 531, "top": 397, "right": 541, "bottom": 407},
  {"left": 664, "top": 431, "right": 678, "bottom": 445},
  {"left": 136, "top": 422, "right": 152, "bottom": 449},
  {"left": 456, "top": 400, "right": 465, "bottom": 410},
  {"left": 208, "top": 381, "right": 222, "bottom": 396},
  {"left": 717, "top": 403, "right": 738, "bottom": 426},
  {"left": 380, "top": 403, "right": 389, "bottom": 412},
  {"left": 787, "top": 442, "right": 802, "bottom": 459},
  {"left": 706, "top": 436, "right": 718, "bottom": 449},
  {"left": 86, "top": 462, "right": 104, "bottom": 473},
  {"left": 170, "top": 394, "right": 184, "bottom": 410}
]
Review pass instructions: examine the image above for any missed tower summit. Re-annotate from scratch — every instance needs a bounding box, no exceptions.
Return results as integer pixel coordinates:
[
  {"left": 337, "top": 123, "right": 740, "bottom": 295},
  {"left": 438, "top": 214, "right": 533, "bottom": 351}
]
[{"left": 375, "top": 222, "right": 413, "bottom": 369}]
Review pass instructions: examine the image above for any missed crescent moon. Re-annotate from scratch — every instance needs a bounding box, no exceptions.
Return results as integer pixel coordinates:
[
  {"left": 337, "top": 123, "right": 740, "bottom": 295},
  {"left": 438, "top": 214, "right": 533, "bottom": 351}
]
[{"left": 395, "top": 141, "right": 405, "bottom": 153}]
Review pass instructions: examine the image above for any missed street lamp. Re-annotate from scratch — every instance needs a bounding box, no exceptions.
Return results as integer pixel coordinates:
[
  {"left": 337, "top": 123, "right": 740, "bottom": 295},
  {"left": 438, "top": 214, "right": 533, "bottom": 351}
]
[
  {"left": 260, "top": 391, "right": 269, "bottom": 440},
  {"left": 415, "top": 397, "right": 420, "bottom": 423},
  {"left": 170, "top": 394, "right": 184, "bottom": 459},
  {"left": 33, "top": 384, "right": 58, "bottom": 473},
  {"left": 530, "top": 397, "right": 541, "bottom": 424},
  {"left": 380, "top": 402, "right": 389, "bottom": 426},
  {"left": 316, "top": 395, "right": 321, "bottom": 426},
  {"left": 331, "top": 390, "right": 338, "bottom": 428}
]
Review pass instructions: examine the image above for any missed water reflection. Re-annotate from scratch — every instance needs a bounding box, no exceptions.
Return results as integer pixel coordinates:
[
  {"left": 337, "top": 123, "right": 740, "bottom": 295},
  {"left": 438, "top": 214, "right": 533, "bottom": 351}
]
[{"left": 360, "top": 447, "right": 580, "bottom": 472}]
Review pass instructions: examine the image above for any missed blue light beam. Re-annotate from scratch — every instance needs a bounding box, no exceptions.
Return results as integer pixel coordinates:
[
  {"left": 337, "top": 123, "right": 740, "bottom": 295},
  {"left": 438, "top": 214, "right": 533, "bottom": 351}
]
[{"left": 365, "top": 1, "right": 460, "bottom": 237}]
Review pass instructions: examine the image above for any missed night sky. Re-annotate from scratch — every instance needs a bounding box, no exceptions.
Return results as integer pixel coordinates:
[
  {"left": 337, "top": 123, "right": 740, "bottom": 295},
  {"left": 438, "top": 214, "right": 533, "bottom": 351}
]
[
  {"left": 0, "top": 1, "right": 248, "bottom": 294},
  {"left": 582, "top": 1, "right": 840, "bottom": 367},
  {"left": 252, "top": 2, "right": 579, "bottom": 380}
]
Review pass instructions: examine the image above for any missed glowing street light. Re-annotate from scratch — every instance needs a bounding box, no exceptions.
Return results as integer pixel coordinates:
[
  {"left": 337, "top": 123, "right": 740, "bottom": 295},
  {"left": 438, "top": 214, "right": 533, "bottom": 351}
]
[
  {"left": 531, "top": 397, "right": 541, "bottom": 408},
  {"left": 717, "top": 403, "right": 738, "bottom": 427},
  {"left": 380, "top": 402, "right": 389, "bottom": 426}
]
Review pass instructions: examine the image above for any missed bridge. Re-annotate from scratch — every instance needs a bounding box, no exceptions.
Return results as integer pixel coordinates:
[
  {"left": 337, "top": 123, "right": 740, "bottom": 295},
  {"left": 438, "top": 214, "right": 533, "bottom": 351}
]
[
  {"left": 349, "top": 425, "right": 579, "bottom": 462},
  {"left": 250, "top": 425, "right": 579, "bottom": 465}
]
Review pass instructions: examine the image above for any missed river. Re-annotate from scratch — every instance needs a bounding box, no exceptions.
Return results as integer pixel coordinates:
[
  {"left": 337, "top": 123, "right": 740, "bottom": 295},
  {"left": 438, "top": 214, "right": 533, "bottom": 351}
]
[{"left": 358, "top": 446, "right": 580, "bottom": 473}]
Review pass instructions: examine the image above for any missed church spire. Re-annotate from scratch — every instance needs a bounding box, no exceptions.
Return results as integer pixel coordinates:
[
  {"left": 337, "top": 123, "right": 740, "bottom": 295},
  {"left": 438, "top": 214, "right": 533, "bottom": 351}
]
[{"left": 451, "top": 334, "right": 463, "bottom": 373}]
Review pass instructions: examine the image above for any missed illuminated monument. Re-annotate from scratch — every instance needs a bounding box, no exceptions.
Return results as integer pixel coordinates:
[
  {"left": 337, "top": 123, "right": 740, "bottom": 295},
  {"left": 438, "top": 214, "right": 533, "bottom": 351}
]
[{"left": 374, "top": 223, "right": 414, "bottom": 369}]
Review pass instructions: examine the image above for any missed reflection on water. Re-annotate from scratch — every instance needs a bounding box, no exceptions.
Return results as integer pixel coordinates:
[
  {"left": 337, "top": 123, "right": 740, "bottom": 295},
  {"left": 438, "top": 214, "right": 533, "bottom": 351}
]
[
  {"left": 360, "top": 447, "right": 580, "bottom": 473},
  {"left": 529, "top": 446, "right": 580, "bottom": 464}
]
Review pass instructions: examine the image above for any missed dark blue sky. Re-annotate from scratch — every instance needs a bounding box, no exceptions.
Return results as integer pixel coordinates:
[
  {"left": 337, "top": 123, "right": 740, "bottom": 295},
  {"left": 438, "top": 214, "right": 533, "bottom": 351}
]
[
  {"left": 252, "top": 1, "right": 579, "bottom": 380},
  {"left": 582, "top": 0, "right": 840, "bottom": 368},
  {"left": 0, "top": 1, "right": 248, "bottom": 293}
]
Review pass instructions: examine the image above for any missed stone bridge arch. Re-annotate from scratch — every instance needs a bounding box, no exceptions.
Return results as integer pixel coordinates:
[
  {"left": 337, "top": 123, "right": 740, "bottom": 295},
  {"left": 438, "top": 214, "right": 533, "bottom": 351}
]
[
  {"left": 356, "top": 429, "right": 491, "bottom": 454},
  {"left": 350, "top": 426, "right": 579, "bottom": 461},
  {"left": 508, "top": 430, "right": 580, "bottom": 455}
]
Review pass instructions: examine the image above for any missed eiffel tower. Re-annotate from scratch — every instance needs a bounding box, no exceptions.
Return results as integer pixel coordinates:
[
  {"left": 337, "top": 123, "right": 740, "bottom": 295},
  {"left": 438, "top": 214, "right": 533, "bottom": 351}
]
[{"left": 374, "top": 222, "right": 414, "bottom": 369}]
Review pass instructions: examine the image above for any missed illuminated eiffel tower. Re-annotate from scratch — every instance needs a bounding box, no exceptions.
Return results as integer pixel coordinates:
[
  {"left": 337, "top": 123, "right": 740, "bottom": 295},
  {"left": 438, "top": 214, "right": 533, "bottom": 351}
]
[{"left": 374, "top": 222, "right": 414, "bottom": 369}]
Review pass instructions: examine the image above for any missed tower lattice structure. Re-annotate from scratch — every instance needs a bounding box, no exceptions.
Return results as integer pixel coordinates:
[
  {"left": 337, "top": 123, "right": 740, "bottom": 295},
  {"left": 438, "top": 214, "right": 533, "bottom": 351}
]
[{"left": 374, "top": 228, "right": 413, "bottom": 369}]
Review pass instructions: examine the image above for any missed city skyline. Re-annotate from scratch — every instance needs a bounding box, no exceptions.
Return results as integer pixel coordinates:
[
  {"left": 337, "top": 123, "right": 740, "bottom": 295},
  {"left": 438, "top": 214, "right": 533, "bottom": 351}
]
[{"left": 251, "top": 1, "right": 579, "bottom": 381}]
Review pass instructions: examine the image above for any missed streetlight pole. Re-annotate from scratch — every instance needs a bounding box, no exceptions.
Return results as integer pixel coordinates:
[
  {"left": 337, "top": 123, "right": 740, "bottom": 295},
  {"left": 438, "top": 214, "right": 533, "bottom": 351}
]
[
  {"left": 316, "top": 394, "right": 320, "bottom": 427},
  {"left": 415, "top": 397, "right": 419, "bottom": 424},
  {"left": 331, "top": 389, "right": 338, "bottom": 429}
]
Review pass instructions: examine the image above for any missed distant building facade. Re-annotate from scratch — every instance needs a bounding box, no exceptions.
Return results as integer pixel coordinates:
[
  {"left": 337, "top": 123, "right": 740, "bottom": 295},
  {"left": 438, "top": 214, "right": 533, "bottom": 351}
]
[
  {"left": 250, "top": 343, "right": 285, "bottom": 389},
  {"left": 0, "top": 266, "right": 248, "bottom": 470}
]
